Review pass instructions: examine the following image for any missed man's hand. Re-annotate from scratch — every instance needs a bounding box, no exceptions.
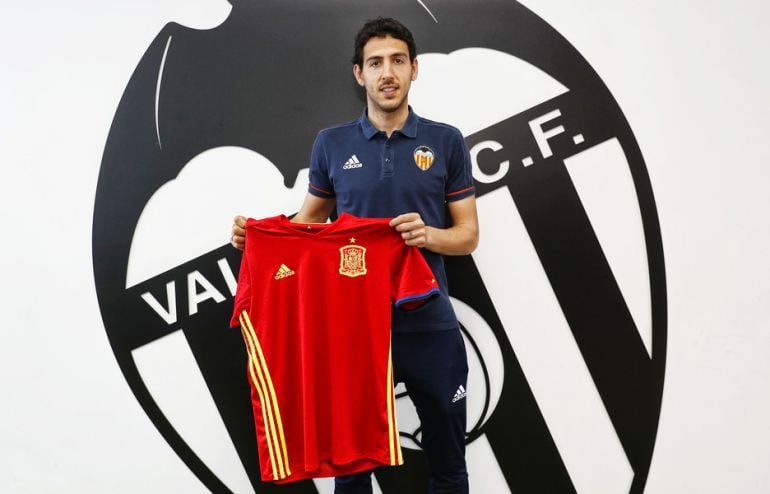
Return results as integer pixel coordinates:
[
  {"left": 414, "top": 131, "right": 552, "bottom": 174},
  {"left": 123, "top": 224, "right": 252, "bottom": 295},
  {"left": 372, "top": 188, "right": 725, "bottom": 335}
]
[
  {"left": 231, "top": 215, "right": 247, "bottom": 250},
  {"left": 389, "top": 212, "right": 427, "bottom": 248},
  {"left": 390, "top": 197, "right": 479, "bottom": 255}
]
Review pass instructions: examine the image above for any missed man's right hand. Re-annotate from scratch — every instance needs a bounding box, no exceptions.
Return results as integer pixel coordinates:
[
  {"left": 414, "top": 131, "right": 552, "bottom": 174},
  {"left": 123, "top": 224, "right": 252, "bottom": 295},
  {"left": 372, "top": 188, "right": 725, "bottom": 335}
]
[{"left": 231, "top": 215, "right": 247, "bottom": 250}]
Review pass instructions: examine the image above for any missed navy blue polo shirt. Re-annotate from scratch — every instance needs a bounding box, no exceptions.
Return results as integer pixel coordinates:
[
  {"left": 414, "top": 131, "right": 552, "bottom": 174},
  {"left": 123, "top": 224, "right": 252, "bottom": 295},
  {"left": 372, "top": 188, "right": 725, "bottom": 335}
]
[{"left": 308, "top": 107, "right": 475, "bottom": 332}]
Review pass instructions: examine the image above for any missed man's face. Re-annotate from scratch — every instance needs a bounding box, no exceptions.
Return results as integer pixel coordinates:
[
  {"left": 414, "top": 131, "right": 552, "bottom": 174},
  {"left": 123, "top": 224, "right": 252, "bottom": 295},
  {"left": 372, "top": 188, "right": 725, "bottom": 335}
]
[{"left": 354, "top": 35, "right": 418, "bottom": 114}]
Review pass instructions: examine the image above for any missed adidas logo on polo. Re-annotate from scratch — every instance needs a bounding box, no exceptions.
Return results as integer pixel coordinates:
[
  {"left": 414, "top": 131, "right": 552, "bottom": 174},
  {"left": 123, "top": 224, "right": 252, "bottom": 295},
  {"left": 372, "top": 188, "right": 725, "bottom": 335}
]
[
  {"left": 274, "top": 264, "right": 296, "bottom": 280},
  {"left": 342, "top": 154, "right": 363, "bottom": 170},
  {"left": 451, "top": 385, "right": 466, "bottom": 403}
]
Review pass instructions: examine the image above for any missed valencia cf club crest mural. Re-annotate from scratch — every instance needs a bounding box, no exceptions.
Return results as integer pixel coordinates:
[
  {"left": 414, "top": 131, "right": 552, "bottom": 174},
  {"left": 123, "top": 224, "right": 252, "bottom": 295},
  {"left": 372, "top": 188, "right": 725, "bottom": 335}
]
[{"left": 93, "top": 1, "right": 666, "bottom": 493}]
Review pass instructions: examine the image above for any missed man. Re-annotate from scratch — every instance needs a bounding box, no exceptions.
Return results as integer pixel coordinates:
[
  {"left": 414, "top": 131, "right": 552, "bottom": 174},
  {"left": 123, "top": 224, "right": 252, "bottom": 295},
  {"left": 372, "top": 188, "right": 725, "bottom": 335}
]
[{"left": 232, "top": 17, "right": 478, "bottom": 494}]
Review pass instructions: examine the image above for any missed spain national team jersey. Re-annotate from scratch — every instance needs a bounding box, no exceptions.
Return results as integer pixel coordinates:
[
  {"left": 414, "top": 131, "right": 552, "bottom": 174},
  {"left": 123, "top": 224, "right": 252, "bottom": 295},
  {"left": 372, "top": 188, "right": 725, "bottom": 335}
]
[{"left": 231, "top": 213, "right": 440, "bottom": 483}]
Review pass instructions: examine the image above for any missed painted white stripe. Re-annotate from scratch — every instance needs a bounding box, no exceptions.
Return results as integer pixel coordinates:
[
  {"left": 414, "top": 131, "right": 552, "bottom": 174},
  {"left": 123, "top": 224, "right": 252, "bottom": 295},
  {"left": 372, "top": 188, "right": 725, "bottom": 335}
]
[
  {"left": 467, "top": 434, "right": 512, "bottom": 493},
  {"left": 313, "top": 477, "right": 334, "bottom": 494},
  {"left": 564, "top": 138, "right": 653, "bottom": 356},
  {"left": 415, "top": 0, "right": 438, "bottom": 23},
  {"left": 473, "top": 188, "right": 633, "bottom": 494},
  {"left": 132, "top": 330, "right": 254, "bottom": 494},
  {"left": 155, "top": 35, "right": 172, "bottom": 150}
]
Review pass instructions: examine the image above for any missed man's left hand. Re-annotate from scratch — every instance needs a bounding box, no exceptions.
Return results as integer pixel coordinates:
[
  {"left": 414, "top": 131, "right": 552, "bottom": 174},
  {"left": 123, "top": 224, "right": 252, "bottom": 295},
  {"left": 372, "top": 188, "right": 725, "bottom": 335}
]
[{"left": 390, "top": 212, "right": 427, "bottom": 248}]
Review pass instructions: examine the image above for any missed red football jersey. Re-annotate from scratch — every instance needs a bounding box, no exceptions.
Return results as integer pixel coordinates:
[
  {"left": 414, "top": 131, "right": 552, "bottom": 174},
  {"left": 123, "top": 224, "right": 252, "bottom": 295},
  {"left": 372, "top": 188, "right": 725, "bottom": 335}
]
[{"left": 231, "top": 213, "right": 439, "bottom": 483}]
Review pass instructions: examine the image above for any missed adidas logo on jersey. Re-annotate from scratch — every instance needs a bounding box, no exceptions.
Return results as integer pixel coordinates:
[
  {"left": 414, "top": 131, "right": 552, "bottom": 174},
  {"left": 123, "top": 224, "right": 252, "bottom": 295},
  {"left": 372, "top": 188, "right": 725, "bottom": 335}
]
[
  {"left": 451, "top": 385, "right": 466, "bottom": 403},
  {"left": 342, "top": 154, "right": 363, "bottom": 170},
  {"left": 274, "top": 264, "right": 296, "bottom": 280}
]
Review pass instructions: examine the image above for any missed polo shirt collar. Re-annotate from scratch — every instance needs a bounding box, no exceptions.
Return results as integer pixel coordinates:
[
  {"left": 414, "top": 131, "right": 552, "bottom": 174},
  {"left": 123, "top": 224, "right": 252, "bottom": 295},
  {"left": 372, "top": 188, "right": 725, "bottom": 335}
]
[{"left": 359, "top": 106, "right": 419, "bottom": 139}]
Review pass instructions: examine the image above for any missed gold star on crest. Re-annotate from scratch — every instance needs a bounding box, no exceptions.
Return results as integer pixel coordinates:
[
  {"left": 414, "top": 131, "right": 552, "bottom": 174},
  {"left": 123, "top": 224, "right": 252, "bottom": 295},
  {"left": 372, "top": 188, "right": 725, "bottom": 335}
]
[{"left": 349, "top": 237, "right": 356, "bottom": 243}]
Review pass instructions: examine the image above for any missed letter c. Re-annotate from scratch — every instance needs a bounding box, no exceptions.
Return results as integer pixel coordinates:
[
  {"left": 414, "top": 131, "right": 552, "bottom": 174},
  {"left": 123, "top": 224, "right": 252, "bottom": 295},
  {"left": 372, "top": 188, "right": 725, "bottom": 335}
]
[{"left": 470, "top": 140, "right": 510, "bottom": 184}]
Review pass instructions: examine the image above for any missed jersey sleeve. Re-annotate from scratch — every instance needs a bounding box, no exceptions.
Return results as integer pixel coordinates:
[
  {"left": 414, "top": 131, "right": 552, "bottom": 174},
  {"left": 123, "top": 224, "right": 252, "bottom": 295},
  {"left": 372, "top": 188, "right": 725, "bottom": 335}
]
[
  {"left": 308, "top": 131, "right": 336, "bottom": 199},
  {"left": 445, "top": 127, "right": 475, "bottom": 202},
  {"left": 230, "top": 249, "right": 252, "bottom": 328},
  {"left": 390, "top": 239, "right": 440, "bottom": 310}
]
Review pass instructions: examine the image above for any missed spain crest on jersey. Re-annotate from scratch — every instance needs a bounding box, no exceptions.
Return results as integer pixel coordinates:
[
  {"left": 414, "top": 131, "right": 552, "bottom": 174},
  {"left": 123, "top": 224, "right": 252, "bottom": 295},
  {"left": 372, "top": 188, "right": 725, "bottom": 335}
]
[
  {"left": 339, "top": 244, "right": 367, "bottom": 277},
  {"left": 413, "top": 145, "right": 435, "bottom": 171}
]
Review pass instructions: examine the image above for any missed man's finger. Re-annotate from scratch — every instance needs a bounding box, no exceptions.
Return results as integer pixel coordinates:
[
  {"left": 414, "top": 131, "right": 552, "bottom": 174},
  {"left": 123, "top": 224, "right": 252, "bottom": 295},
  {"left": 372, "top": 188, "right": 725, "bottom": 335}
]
[
  {"left": 231, "top": 236, "right": 245, "bottom": 251},
  {"left": 389, "top": 212, "right": 419, "bottom": 227}
]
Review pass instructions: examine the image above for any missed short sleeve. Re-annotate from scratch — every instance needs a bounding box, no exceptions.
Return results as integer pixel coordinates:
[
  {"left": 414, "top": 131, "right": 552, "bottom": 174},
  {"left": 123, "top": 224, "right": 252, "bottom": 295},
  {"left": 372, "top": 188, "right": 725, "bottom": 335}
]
[
  {"left": 308, "top": 131, "right": 336, "bottom": 199},
  {"left": 230, "top": 249, "right": 252, "bottom": 328},
  {"left": 445, "top": 128, "right": 475, "bottom": 202},
  {"left": 390, "top": 240, "right": 440, "bottom": 310}
]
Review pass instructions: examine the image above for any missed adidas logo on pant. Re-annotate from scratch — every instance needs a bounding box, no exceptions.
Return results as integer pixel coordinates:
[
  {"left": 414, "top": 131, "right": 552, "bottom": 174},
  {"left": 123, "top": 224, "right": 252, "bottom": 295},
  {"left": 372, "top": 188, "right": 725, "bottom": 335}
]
[{"left": 451, "top": 385, "right": 466, "bottom": 403}]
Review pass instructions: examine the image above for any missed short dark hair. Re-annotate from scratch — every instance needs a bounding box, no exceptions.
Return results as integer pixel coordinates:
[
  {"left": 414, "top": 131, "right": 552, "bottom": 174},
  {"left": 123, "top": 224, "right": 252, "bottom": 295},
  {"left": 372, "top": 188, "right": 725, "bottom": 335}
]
[{"left": 351, "top": 17, "right": 417, "bottom": 67}]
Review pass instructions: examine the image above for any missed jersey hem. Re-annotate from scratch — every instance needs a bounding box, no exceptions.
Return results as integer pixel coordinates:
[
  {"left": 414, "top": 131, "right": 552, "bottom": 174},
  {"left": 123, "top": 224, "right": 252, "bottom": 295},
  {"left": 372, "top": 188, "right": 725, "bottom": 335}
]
[
  {"left": 395, "top": 287, "right": 440, "bottom": 310},
  {"left": 272, "top": 455, "right": 401, "bottom": 484}
]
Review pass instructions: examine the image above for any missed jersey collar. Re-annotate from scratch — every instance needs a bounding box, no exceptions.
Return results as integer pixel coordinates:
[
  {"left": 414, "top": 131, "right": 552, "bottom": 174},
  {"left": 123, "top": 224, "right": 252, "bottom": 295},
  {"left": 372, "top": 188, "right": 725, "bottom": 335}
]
[{"left": 359, "top": 106, "right": 419, "bottom": 140}]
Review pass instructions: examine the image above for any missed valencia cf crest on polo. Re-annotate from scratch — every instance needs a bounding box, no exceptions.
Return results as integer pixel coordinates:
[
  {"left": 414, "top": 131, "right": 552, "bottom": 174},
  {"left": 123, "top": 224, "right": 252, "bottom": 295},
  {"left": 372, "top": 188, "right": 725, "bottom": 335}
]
[{"left": 413, "top": 145, "right": 435, "bottom": 170}]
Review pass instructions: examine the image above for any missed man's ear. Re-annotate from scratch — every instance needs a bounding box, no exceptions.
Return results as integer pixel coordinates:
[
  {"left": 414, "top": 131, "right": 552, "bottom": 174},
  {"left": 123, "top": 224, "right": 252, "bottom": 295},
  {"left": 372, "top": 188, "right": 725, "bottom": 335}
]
[
  {"left": 353, "top": 64, "right": 365, "bottom": 86},
  {"left": 411, "top": 57, "right": 419, "bottom": 81}
]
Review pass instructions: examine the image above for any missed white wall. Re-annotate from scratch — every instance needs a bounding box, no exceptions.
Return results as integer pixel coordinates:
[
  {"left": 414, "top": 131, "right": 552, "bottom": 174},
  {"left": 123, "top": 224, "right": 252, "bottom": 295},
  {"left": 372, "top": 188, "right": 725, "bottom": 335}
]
[
  {"left": 525, "top": 2, "right": 770, "bottom": 491},
  {"left": 2, "top": 1, "right": 769, "bottom": 492}
]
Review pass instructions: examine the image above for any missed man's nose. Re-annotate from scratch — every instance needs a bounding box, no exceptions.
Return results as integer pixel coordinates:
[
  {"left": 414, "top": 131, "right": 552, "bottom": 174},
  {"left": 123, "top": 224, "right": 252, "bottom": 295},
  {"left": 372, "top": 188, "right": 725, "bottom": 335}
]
[{"left": 381, "top": 60, "right": 395, "bottom": 78}]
